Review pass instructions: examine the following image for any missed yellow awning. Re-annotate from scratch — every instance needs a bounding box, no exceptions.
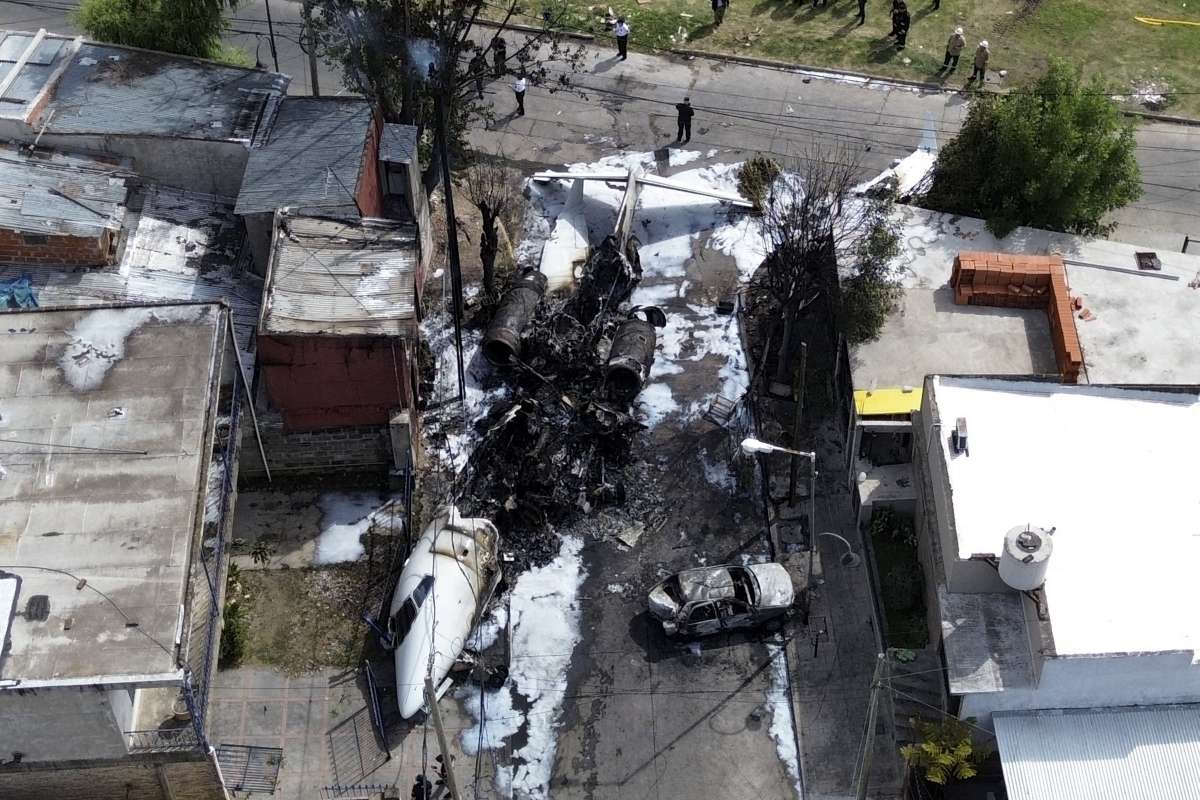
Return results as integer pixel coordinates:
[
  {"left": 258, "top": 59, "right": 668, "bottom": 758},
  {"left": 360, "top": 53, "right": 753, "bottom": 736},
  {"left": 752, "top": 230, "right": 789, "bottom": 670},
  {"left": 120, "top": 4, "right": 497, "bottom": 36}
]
[{"left": 854, "top": 387, "right": 923, "bottom": 417}]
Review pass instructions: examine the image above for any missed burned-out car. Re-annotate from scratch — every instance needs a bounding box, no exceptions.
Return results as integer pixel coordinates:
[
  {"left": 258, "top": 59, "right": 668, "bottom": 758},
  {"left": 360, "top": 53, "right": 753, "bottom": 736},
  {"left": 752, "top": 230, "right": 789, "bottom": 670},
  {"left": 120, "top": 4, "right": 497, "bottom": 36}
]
[{"left": 647, "top": 563, "right": 795, "bottom": 638}]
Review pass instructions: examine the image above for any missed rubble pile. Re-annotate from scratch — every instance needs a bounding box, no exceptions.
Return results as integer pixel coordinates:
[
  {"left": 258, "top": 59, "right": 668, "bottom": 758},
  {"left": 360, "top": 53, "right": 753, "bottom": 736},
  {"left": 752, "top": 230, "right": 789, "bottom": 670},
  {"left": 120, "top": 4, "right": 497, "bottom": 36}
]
[{"left": 455, "top": 235, "right": 661, "bottom": 571}]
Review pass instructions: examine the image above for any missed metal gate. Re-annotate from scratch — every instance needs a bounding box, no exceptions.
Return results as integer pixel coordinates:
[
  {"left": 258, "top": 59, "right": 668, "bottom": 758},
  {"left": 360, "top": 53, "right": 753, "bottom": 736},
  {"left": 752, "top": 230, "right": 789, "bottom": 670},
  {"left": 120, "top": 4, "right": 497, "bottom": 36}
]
[{"left": 216, "top": 743, "right": 284, "bottom": 794}]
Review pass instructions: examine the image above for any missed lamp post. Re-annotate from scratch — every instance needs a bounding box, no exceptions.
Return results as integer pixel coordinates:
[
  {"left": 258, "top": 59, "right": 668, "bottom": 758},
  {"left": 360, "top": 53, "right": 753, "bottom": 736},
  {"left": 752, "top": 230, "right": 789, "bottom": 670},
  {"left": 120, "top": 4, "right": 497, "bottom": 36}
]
[{"left": 817, "top": 531, "right": 862, "bottom": 568}]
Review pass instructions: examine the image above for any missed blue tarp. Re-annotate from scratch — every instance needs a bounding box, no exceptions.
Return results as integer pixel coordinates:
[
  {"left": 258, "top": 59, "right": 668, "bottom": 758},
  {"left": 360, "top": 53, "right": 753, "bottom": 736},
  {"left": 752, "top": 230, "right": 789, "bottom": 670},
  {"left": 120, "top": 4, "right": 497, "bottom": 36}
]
[{"left": 0, "top": 273, "right": 38, "bottom": 308}]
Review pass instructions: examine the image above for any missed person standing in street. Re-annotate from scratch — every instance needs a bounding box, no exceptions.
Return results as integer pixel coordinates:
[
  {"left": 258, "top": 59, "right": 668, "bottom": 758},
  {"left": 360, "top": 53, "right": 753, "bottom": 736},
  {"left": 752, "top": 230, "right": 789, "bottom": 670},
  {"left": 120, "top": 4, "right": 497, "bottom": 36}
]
[
  {"left": 894, "top": 1, "right": 910, "bottom": 49},
  {"left": 469, "top": 50, "right": 488, "bottom": 99},
  {"left": 712, "top": 0, "right": 728, "bottom": 26},
  {"left": 970, "top": 40, "right": 989, "bottom": 82},
  {"left": 942, "top": 26, "right": 965, "bottom": 70},
  {"left": 614, "top": 17, "right": 631, "bottom": 60},
  {"left": 492, "top": 38, "right": 507, "bottom": 78},
  {"left": 675, "top": 97, "right": 694, "bottom": 143},
  {"left": 513, "top": 73, "right": 527, "bottom": 116},
  {"left": 856, "top": 0, "right": 867, "bottom": 25}
]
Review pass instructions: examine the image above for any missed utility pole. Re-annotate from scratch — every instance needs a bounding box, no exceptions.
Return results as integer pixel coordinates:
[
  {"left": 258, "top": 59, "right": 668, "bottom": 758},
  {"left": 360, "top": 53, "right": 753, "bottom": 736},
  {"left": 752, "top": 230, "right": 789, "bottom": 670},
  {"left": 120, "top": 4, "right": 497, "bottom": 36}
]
[
  {"left": 262, "top": 0, "right": 280, "bottom": 72},
  {"left": 432, "top": 65, "right": 467, "bottom": 402},
  {"left": 788, "top": 341, "right": 808, "bottom": 503},
  {"left": 424, "top": 678, "right": 462, "bottom": 800},
  {"left": 855, "top": 652, "right": 888, "bottom": 800},
  {"left": 302, "top": 1, "right": 321, "bottom": 96}
]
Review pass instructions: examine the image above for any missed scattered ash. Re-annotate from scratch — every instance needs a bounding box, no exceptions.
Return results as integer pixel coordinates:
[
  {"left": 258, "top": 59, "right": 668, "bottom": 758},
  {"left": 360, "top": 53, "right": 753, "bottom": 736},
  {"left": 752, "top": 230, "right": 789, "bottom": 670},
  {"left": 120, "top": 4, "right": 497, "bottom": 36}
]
[{"left": 451, "top": 235, "right": 662, "bottom": 573}]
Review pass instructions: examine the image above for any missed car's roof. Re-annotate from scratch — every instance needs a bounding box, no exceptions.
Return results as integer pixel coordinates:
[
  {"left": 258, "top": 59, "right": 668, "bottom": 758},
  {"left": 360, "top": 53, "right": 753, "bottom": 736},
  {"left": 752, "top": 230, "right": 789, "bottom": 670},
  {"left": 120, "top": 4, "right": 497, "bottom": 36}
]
[{"left": 676, "top": 566, "right": 742, "bottom": 603}]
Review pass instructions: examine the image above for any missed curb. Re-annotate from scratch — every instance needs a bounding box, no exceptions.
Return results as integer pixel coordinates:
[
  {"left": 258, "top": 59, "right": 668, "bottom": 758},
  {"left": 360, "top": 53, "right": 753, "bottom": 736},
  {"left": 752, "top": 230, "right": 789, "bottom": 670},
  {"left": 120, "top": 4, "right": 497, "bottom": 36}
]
[
  {"left": 670, "top": 47, "right": 949, "bottom": 94},
  {"left": 474, "top": 17, "right": 595, "bottom": 42},
  {"left": 477, "top": 19, "right": 1200, "bottom": 126}
]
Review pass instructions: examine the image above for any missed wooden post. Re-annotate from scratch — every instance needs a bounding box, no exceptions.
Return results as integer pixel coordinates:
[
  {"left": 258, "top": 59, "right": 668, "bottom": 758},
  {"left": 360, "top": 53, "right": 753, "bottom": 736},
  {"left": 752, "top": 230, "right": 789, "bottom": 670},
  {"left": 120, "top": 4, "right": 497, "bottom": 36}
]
[{"left": 424, "top": 678, "right": 462, "bottom": 800}]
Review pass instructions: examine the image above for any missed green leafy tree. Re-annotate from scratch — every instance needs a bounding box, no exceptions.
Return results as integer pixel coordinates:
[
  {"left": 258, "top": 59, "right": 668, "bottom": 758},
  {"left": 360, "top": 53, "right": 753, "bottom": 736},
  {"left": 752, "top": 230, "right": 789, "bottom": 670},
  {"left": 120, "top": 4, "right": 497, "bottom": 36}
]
[
  {"left": 841, "top": 179, "right": 902, "bottom": 344},
  {"left": 75, "top": 0, "right": 239, "bottom": 61},
  {"left": 901, "top": 717, "right": 987, "bottom": 786},
  {"left": 922, "top": 60, "right": 1141, "bottom": 238}
]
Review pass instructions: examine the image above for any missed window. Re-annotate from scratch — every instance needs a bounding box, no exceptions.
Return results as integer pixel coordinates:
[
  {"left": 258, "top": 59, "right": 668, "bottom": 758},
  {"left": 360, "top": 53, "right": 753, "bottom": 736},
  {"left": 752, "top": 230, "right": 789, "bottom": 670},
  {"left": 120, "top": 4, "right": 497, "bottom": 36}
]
[
  {"left": 391, "top": 575, "right": 434, "bottom": 645},
  {"left": 689, "top": 603, "right": 718, "bottom": 624}
]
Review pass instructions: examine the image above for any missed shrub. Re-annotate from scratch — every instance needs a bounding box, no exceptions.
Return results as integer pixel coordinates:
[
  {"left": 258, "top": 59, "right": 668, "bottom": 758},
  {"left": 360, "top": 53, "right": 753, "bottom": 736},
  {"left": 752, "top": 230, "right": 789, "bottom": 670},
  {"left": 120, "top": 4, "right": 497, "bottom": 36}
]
[
  {"left": 901, "top": 717, "right": 988, "bottom": 786},
  {"left": 737, "top": 155, "right": 781, "bottom": 213}
]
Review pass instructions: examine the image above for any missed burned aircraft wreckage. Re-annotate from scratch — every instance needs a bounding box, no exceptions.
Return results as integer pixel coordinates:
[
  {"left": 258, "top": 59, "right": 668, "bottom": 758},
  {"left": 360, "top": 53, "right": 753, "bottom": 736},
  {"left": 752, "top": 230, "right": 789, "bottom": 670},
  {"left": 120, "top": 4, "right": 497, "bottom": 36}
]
[{"left": 446, "top": 168, "right": 751, "bottom": 568}]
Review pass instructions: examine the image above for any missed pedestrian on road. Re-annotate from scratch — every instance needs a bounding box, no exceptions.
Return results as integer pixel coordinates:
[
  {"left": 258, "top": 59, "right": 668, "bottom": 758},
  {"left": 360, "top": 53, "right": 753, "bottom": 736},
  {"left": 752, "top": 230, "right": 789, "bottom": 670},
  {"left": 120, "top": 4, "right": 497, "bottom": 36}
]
[
  {"left": 712, "top": 0, "right": 729, "bottom": 26},
  {"left": 970, "top": 40, "right": 989, "bottom": 82},
  {"left": 856, "top": 0, "right": 867, "bottom": 25},
  {"left": 675, "top": 97, "right": 694, "bottom": 143},
  {"left": 614, "top": 17, "right": 631, "bottom": 60},
  {"left": 894, "top": 1, "right": 910, "bottom": 49},
  {"left": 469, "top": 50, "right": 488, "bottom": 99},
  {"left": 513, "top": 73, "right": 527, "bottom": 116},
  {"left": 492, "top": 37, "right": 507, "bottom": 78},
  {"left": 942, "top": 27, "right": 965, "bottom": 70}
]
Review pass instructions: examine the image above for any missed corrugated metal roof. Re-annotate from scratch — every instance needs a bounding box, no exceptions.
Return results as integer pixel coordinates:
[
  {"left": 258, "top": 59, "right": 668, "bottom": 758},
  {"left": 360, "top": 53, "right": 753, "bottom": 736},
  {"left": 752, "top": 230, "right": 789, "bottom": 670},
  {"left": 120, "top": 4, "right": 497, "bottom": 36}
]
[
  {"left": 235, "top": 98, "right": 374, "bottom": 215},
  {"left": 0, "top": 146, "right": 127, "bottom": 236},
  {"left": 380, "top": 123, "right": 418, "bottom": 164},
  {"left": 0, "top": 185, "right": 260, "bottom": 366},
  {"left": 996, "top": 705, "right": 1200, "bottom": 800},
  {"left": 261, "top": 213, "right": 417, "bottom": 337},
  {"left": 0, "top": 30, "right": 288, "bottom": 136}
]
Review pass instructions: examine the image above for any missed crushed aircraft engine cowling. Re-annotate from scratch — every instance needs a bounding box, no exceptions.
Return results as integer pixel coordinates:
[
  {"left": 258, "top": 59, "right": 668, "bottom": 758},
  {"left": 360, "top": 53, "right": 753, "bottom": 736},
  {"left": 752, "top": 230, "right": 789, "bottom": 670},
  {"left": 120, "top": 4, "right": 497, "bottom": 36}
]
[{"left": 459, "top": 233, "right": 663, "bottom": 571}]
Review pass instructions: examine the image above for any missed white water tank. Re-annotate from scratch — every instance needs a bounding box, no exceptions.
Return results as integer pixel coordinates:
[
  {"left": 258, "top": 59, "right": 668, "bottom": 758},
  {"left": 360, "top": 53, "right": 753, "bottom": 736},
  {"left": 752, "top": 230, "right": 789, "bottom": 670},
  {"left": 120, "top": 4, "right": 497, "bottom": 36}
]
[{"left": 998, "top": 525, "right": 1053, "bottom": 591}]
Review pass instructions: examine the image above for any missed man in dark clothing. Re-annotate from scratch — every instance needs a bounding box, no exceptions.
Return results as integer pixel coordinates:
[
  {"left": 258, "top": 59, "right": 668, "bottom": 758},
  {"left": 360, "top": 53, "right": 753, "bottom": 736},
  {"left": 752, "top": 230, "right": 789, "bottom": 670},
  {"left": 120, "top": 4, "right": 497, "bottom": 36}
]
[
  {"left": 712, "top": 0, "right": 728, "bottom": 26},
  {"left": 894, "top": 1, "right": 910, "bottom": 49},
  {"left": 889, "top": 0, "right": 901, "bottom": 35},
  {"left": 492, "top": 38, "right": 507, "bottom": 78},
  {"left": 469, "top": 51, "right": 488, "bottom": 99},
  {"left": 856, "top": 0, "right": 867, "bottom": 24},
  {"left": 675, "top": 98, "right": 694, "bottom": 143}
]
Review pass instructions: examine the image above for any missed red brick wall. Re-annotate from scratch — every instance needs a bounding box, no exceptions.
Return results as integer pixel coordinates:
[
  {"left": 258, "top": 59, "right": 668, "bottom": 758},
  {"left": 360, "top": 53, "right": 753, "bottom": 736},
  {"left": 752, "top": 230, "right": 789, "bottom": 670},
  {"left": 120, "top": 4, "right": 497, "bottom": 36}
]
[
  {"left": 356, "top": 111, "right": 384, "bottom": 218},
  {"left": 257, "top": 334, "right": 412, "bottom": 431},
  {"left": 0, "top": 227, "right": 111, "bottom": 267},
  {"left": 951, "top": 252, "right": 1083, "bottom": 382}
]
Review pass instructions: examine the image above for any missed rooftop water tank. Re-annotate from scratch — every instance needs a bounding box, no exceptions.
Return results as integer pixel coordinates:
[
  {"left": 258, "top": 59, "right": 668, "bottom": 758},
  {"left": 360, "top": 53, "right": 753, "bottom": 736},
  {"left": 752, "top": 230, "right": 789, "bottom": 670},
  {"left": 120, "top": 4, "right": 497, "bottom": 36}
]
[{"left": 998, "top": 524, "right": 1053, "bottom": 591}]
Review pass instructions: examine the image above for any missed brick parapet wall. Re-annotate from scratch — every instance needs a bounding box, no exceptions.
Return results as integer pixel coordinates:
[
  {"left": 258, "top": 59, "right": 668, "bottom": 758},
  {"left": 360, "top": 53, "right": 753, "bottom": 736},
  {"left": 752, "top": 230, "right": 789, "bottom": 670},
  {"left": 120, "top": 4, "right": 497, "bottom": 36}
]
[
  {"left": 240, "top": 413, "right": 393, "bottom": 479},
  {"left": 0, "top": 752, "right": 225, "bottom": 800},
  {"left": 0, "top": 227, "right": 112, "bottom": 267},
  {"left": 951, "top": 251, "right": 1083, "bottom": 382}
]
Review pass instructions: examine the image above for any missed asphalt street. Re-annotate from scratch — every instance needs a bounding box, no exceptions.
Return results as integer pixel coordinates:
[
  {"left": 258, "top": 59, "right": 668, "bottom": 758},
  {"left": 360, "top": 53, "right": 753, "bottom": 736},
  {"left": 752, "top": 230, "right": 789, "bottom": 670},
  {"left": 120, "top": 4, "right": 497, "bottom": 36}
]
[{"left": 5, "top": 0, "right": 1197, "bottom": 250}]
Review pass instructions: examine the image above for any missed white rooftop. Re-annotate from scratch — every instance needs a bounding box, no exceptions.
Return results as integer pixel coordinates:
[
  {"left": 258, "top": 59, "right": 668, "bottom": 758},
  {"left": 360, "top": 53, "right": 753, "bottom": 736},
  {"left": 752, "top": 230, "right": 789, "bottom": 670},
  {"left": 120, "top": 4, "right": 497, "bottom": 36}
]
[
  {"left": 0, "top": 303, "right": 224, "bottom": 683},
  {"left": 932, "top": 376, "right": 1200, "bottom": 657},
  {"left": 861, "top": 205, "right": 1200, "bottom": 386}
]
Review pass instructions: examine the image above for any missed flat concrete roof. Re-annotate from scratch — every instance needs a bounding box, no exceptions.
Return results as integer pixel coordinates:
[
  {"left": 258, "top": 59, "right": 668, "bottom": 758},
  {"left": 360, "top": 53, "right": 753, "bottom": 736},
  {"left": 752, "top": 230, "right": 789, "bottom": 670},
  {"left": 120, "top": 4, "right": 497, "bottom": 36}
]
[
  {"left": 0, "top": 303, "right": 224, "bottom": 683},
  {"left": 852, "top": 205, "right": 1200, "bottom": 389},
  {"left": 930, "top": 376, "right": 1200, "bottom": 658}
]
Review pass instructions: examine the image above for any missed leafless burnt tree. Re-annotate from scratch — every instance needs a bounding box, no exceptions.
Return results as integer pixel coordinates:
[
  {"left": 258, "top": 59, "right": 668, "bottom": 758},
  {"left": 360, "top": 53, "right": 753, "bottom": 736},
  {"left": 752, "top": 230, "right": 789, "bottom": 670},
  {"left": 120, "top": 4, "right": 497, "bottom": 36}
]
[{"left": 462, "top": 155, "right": 518, "bottom": 297}]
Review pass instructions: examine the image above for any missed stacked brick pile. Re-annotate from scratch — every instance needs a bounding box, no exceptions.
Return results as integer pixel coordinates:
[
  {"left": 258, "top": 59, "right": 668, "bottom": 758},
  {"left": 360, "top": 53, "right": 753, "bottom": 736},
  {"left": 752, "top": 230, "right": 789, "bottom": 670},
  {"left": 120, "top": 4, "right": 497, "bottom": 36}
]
[{"left": 951, "top": 251, "right": 1083, "bottom": 382}]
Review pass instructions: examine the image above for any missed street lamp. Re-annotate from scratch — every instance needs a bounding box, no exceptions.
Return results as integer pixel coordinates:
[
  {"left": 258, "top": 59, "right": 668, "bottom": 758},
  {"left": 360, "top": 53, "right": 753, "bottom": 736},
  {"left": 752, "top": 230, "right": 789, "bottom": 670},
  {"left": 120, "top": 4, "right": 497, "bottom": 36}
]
[
  {"left": 740, "top": 437, "right": 814, "bottom": 459},
  {"left": 818, "top": 532, "right": 862, "bottom": 568}
]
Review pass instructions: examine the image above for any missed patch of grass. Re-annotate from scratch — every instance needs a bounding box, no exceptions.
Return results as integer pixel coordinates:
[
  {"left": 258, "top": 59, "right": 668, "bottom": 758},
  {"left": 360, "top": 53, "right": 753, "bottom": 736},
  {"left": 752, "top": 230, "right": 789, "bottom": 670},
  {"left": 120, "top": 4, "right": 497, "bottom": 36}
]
[
  {"left": 867, "top": 507, "right": 928, "bottom": 649},
  {"left": 535, "top": 0, "right": 1200, "bottom": 117},
  {"left": 233, "top": 567, "right": 370, "bottom": 675}
]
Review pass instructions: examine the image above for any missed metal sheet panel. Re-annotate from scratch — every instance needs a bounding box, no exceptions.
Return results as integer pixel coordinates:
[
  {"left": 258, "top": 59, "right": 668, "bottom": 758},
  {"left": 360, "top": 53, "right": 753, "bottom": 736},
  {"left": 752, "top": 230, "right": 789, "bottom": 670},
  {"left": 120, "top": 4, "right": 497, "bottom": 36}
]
[{"left": 995, "top": 706, "right": 1200, "bottom": 800}]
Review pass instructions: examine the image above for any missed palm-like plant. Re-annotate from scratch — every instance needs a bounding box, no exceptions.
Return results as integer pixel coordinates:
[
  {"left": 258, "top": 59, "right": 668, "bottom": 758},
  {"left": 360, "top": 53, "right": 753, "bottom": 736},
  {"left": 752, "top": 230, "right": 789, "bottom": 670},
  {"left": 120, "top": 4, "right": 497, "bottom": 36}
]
[{"left": 900, "top": 717, "right": 986, "bottom": 785}]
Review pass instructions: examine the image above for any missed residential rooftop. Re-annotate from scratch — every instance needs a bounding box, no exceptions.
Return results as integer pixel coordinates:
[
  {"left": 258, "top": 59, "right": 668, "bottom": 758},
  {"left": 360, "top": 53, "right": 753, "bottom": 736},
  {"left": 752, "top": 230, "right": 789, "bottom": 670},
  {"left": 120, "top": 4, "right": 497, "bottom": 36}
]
[
  {"left": 0, "top": 303, "right": 225, "bottom": 684},
  {"left": 235, "top": 97, "right": 374, "bottom": 215},
  {"left": 0, "top": 29, "right": 287, "bottom": 139},
  {"left": 852, "top": 205, "right": 1200, "bottom": 389},
  {"left": 0, "top": 184, "right": 261, "bottom": 360},
  {"left": 0, "top": 146, "right": 128, "bottom": 237},
  {"left": 261, "top": 213, "right": 418, "bottom": 338},
  {"left": 930, "top": 376, "right": 1200, "bottom": 658}
]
